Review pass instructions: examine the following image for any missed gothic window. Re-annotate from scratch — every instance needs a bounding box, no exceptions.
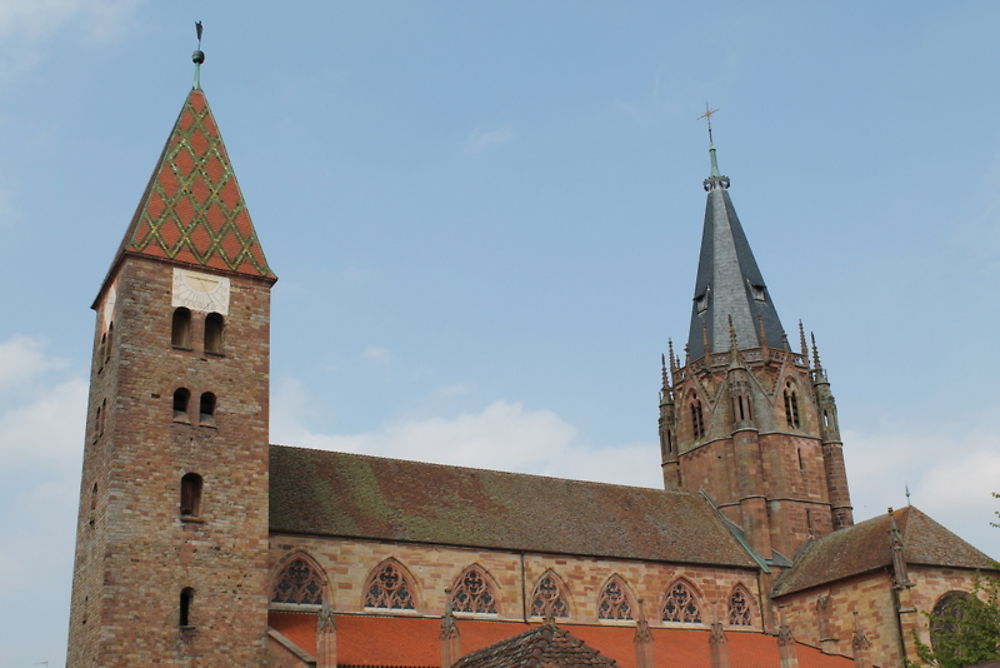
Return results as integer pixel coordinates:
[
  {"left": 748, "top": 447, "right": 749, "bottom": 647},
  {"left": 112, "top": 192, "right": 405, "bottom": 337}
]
[
  {"left": 272, "top": 556, "right": 325, "bottom": 606},
  {"left": 529, "top": 572, "right": 570, "bottom": 619},
  {"left": 204, "top": 312, "right": 224, "bottom": 355},
  {"left": 597, "top": 576, "right": 633, "bottom": 620},
  {"left": 179, "top": 587, "right": 194, "bottom": 627},
  {"left": 172, "top": 307, "right": 192, "bottom": 348},
  {"left": 173, "top": 388, "right": 190, "bottom": 422},
  {"left": 363, "top": 560, "right": 416, "bottom": 610},
  {"left": 727, "top": 585, "right": 753, "bottom": 626},
  {"left": 734, "top": 394, "right": 751, "bottom": 421},
  {"left": 691, "top": 400, "right": 705, "bottom": 439},
  {"left": 930, "top": 591, "right": 975, "bottom": 655},
  {"left": 180, "top": 473, "right": 203, "bottom": 517},
  {"left": 784, "top": 382, "right": 800, "bottom": 428},
  {"left": 199, "top": 392, "right": 216, "bottom": 425},
  {"left": 662, "top": 580, "right": 702, "bottom": 623},
  {"left": 450, "top": 566, "right": 499, "bottom": 614}
]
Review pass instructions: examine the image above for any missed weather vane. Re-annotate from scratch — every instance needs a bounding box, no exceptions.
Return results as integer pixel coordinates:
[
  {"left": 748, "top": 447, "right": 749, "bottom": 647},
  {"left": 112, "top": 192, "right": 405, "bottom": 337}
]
[{"left": 698, "top": 103, "right": 719, "bottom": 144}]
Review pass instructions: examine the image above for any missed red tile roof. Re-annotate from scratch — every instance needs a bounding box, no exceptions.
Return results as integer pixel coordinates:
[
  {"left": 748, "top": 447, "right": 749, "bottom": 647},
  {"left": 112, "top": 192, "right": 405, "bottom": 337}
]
[
  {"left": 453, "top": 623, "right": 620, "bottom": 667},
  {"left": 268, "top": 612, "right": 855, "bottom": 667},
  {"left": 773, "top": 506, "right": 998, "bottom": 597},
  {"left": 269, "top": 446, "right": 757, "bottom": 567},
  {"left": 109, "top": 87, "right": 274, "bottom": 283}
]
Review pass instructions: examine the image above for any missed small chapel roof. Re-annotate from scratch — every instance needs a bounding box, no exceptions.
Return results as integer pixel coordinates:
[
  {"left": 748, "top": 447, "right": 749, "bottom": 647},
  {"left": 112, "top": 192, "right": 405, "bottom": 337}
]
[
  {"left": 269, "top": 445, "right": 757, "bottom": 567},
  {"left": 452, "top": 622, "right": 620, "bottom": 667},
  {"left": 101, "top": 83, "right": 274, "bottom": 296},
  {"left": 772, "top": 506, "right": 998, "bottom": 597}
]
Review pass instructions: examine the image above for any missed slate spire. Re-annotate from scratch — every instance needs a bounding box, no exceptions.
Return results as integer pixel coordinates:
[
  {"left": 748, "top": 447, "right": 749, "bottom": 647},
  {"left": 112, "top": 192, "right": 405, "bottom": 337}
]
[
  {"left": 686, "top": 137, "right": 785, "bottom": 360},
  {"left": 101, "top": 43, "right": 275, "bottom": 294}
]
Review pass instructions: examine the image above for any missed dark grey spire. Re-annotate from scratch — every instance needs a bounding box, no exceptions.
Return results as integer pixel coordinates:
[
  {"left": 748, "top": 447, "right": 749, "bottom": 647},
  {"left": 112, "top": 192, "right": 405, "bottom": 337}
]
[{"left": 686, "top": 145, "right": 786, "bottom": 361}]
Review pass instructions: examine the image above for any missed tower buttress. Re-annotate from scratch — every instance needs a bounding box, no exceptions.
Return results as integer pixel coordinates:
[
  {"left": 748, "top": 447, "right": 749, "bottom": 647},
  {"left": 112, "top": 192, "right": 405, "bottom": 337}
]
[
  {"left": 659, "top": 353, "right": 681, "bottom": 489},
  {"left": 68, "top": 46, "right": 275, "bottom": 666},
  {"left": 811, "top": 333, "right": 854, "bottom": 529}
]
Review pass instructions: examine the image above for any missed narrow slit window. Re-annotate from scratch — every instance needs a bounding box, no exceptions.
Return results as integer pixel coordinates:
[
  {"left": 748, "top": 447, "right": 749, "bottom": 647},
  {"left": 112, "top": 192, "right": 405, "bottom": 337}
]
[
  {"left": 691, "top": 401, "right": 705, "bottom": 439},
  {"left": 173, "top": 388, "right": 190, "bottom": 422},
  {"left": 172, "top": 308, "right": 192, "bottom": 349},
  {"left": 204, "top": 313, "right": 224, "bottom": 355},
  {"left": 98, "top": 332, "right": 106, "bottom": 372},
  {"left": 105, "top": 323, "right": 113, "bottom": 365},
  {"left": 179, "top": 588, "right": 194, "bottom": 627},
  {"left": 180, "top": 473, "right": 203, "bottom": 517},
  {"left": 199, "top": 392, "right": 216, "bottom": 425}
]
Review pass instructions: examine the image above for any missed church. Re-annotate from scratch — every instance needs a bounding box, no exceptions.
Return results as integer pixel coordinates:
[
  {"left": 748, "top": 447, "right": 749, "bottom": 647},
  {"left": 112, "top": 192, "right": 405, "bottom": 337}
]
[{"left": 66, "top": 47, "right": 996, "bottom": 668}]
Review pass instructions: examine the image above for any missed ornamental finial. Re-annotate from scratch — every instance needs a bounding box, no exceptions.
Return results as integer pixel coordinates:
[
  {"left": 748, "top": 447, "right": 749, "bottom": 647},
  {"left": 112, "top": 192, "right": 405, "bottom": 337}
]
[
  {"left": 192, "top": 21, "right": 205, "bottom": 90},
  {"left": 698, "top": 103, "right": 722, "bottom": 179}
]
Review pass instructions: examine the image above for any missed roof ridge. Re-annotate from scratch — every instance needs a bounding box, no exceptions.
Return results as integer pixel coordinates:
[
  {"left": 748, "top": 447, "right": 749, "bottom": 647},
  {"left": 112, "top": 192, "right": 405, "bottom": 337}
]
[{"left": 268, "top": 443, "right": 694, "bottom": 495}]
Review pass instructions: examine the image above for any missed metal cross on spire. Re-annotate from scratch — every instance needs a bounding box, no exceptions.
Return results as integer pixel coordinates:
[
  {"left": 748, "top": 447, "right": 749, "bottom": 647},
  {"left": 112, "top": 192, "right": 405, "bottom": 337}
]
[{"left": 698, "top": 103, "right": 719, "bottom": 145}]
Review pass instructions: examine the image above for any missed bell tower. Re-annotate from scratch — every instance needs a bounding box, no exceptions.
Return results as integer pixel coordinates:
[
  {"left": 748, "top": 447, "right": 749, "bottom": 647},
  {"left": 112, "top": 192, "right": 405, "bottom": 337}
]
[
  {"left": 660, "top": 123, "right": 853, "bottom": 561},
  {"left": 67, "top": 42, "right": 276, "bottom": 666}
]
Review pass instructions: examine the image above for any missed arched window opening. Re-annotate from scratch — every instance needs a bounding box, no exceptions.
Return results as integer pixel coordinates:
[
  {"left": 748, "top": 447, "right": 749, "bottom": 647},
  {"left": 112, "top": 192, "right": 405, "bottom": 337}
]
[
  {"left": 93, "top": 404, "right": 101, "bottom": 442},
  {"left": 99, "top": 398, "right": 106, "bottom": 437},
  {"left": 90, "top": 483, "right": 98, "bottom": 511},
  {"left": 597, "top": 577, "right": 633, "bottom": 620},
  {"left": 662, "top": 580, "right": 702, "bottom": 623},
  {"left": 199, "top": 392, "right": 216, "bottom": 426},
  {"left": 930, "top": 591, "right": 978, "bottom": 658},
  {"left": 451, "top": 566, "right": 499, "bottom": 614},
  {"left": 691, "top": 401, "right": 705, "bottom": 439},
  {"left": 204, "top": 312, "right": 224, "bottom": 355},
  {"left": 530, "top": 572, "right": 570, "bottom": 619},
  {"left": 797, "top": 448, "right": 805, "bottom": 472},
  {"left": 363, "top": 560, "right": 416, "bottom": 610},
  {"left": 179, "top": 587, "right": 194, "bottom": 627},
  {"left": 98, "top": 332, "right": 106, "bottom": 372},
  {"left": 180, "top": 473, "right": 203, "bottom": 517},
  {"left": 173, "top": 388, "right": 190, "bottom": 422},
  {"left": 172, "top": 308, "right": 192, "bottom": 349},
  {"left": 105, "top": 323, "right": 113, "bottom": 365},
  {"left": 272, "top": 557, "right": 325, "bottom": 606},
  {"left": 727, "top": 586, "right": 753, "bottom": 626},
  {"left": 784, "top": 383, "right": 801, "bottom": 429}
]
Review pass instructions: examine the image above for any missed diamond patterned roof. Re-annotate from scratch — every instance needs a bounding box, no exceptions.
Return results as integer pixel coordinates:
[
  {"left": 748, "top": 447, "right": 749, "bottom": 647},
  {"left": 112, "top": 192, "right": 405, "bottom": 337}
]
[{"left": 112, "top": 87, "right": 274, "bottom": 280}]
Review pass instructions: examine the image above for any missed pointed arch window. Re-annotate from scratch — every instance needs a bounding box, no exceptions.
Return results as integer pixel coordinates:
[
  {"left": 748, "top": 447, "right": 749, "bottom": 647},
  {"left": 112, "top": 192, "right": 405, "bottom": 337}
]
[
  {"left": 529, "top": 572, "right": 570, "bottom": 619},
  {"left": 662, "top": 580, "right": 702, "bottom": 623},
  {"left": 784, "top": 382, "right": 801, "bottom": 428},
  {"left": 204, "top": 312, "right": 224, "bottom": 355},
  {"left": 691, "top": 400, "right": 705, "bottom": 439},
  {"left": 597, "top": 576, "right": 634, "bottom": 620},
  {"left": 272, "top": 556, "right": 325, "bottom": 606},
  {"left": 727, "top": 585, "right": 753, "bottom": 626},
  {"left": 363, "top": 560, "right": 416, "bottom": 610},
  {"left": 172, "top": 307, "right": 192, "bottom": 349},
  {"left": 450, "top": 566, "right": 498, "bottom": 614},
  {"left": 105, "top": 323, "right": 113, "bottom": 366}
]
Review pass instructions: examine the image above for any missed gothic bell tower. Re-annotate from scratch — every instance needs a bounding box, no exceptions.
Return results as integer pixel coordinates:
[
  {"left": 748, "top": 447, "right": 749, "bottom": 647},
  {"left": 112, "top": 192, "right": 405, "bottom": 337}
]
[
  {"left": 67, "top": 45, "right": 276, "bottom": 666},
  {"left": 659, "top": 125, "right": 853, "bottom": 561}
]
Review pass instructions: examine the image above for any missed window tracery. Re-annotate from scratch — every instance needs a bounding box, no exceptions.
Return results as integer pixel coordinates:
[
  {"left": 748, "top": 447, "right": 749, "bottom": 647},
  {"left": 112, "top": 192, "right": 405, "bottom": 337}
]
[
  {"left": 272, "top": 557, "right": 325, "bottom": 606},
  {"left": 662, "top": 580, "right": 701, "bottom": 623},
  {"left": 727, "top": 585, "right": 753, "bottom": 626},
  {"left": 598, "top": 577, "right": 633, "bottom": 620},
  {"left": 450, "top": 567, "right": 498, "bottom": 614},
  {"left": 691, "top": 400, "right": 705, "bottom": 439},
  {"left": 363, "top": 560, "right": 415, "bottom": 610},
  {"left": 529, "top": 573, "right": 569, "bottom": 618}
]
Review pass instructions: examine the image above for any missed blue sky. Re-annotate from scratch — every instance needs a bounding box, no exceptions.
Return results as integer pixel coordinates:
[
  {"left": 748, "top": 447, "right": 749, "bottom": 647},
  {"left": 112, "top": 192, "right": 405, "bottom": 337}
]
[{"left": 1, "top": 1, "right": 999, "bottom": 665}]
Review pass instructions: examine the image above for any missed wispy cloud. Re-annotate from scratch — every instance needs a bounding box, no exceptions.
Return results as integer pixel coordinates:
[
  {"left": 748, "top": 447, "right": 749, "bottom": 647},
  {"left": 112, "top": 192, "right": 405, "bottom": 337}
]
[
  {"left": 462, "top": 125, "right": 514, "bottom": 155},
  {"left": 361, "top": 345, "right": 391, "bottom": 363}
]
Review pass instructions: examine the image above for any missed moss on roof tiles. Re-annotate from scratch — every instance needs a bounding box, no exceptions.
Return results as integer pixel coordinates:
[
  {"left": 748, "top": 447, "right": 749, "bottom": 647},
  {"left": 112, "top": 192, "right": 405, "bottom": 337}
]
[{"left": 269, "top": 445, "right": 756, "bottom": 568}]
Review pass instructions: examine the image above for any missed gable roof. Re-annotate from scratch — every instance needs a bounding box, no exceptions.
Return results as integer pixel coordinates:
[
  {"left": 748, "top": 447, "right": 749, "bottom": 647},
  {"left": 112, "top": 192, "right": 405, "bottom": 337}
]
[
  {"left": 269, "top": 445, "right": 757, "bottom": 567},
  {"left": 453, "top": 623, "right": 620, "bottom": 667},
  {"left": 104, "top": 87, "right": 274, "bottom": 293},
  {"left": 773, "top": 506, "right": 998, "bottom": 597}
]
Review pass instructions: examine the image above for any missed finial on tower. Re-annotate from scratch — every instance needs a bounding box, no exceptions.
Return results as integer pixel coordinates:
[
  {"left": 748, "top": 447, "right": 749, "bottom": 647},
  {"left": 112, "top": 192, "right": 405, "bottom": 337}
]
[
  {"left": 661, "top": 353, "right": 669, "bottom": 390},
  {"left": 799, "top": 321, "right": 808, "bottom": 359},
  {"left": 192, "top": 21, "right": 205, "bottom": 90},
  {"left": 905, "top": 484, "right": 911, "bottom": 506},
  {"left": 668, "top": 338, "right": 677, "bottom": 378},
  {"left": 810, "top": 332, "right": 822, "bottom": 370},
  {"left": 698, "top": 103, "right": 723, "bottom": 179}
]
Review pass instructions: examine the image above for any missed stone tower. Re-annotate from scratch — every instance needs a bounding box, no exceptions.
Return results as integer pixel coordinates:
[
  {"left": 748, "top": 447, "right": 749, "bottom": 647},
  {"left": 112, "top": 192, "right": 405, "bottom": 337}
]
[
  {"left": 67, "top": 52, "right": 276, "bottom": 665},
  {"left": 659, "top": 138, "right": 853, "bottom": 561}
]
